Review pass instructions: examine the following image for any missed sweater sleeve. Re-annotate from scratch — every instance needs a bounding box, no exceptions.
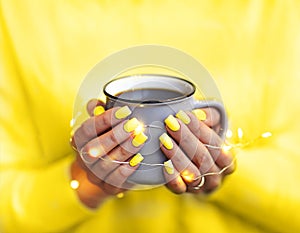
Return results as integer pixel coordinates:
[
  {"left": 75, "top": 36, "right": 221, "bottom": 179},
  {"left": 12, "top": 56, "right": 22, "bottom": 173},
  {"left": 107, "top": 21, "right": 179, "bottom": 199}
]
[
  {"left": 0, "top": 8, "right": 95, "bottom": 232},
  {"left": 0, "top": 156, "right": 96, "bottom": 233},
  {"left": 208, "top": 62, "right": 300, "bottom": 232}
]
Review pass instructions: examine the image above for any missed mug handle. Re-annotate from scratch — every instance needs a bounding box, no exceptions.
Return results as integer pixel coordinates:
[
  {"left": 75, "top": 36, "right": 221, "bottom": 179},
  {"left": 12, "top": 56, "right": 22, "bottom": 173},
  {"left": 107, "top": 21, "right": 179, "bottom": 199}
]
[{"left": 192, "top": 99, "right": 228, "bottom": 139}]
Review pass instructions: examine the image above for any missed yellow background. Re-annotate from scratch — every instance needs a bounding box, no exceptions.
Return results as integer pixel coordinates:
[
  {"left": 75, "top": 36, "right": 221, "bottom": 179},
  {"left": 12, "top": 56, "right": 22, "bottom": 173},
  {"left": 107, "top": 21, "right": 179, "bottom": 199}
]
[{"left": 1, "top": 1, "right": 300, "bottom": 232}]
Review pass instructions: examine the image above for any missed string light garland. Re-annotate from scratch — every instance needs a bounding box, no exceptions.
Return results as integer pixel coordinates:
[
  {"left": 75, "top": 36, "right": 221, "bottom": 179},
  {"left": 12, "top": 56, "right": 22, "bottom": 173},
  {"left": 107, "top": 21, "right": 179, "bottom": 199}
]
[{"left": 72, "top": 123, "right": 273, "bottom": 188}]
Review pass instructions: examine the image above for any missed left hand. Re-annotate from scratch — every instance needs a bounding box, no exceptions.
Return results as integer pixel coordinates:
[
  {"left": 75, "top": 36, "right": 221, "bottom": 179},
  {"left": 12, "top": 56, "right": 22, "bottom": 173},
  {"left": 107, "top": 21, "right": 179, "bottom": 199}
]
[{"left": 160, "top": 109, "right": 235, "bottom": 194}]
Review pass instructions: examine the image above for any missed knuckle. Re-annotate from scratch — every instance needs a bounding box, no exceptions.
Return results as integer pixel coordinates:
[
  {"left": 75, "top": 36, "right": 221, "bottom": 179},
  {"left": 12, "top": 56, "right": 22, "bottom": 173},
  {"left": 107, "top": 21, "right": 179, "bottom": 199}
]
[
  {"left": 119, "top": 146, "right": 130, "bottom": 158},
  {"left": 180, "top": 133, "right": 193, "bottom": 146},
  {"left": 81, "top": 121, "right": 97, "bottom": 138},
  {"left": 204, "top": 176, "right": 221, "bottom": 192},
  {"left": 109, "top": 132, "right": 119, "bottom": 145},
  {"left": 102, "top": 113, "right": 112, "bottom": 127}
]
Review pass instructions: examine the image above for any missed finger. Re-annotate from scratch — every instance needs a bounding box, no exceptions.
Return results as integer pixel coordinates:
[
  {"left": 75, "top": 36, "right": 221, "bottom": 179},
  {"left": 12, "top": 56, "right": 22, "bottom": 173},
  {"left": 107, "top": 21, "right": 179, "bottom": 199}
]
[
  {"left": 180, "top": 111, "right": 234, "bottom": 171},
  {"left": 164, "top": 115, "right": 222, "bottom": 192},
  {"left": 90, "top": 136, "right": 146, "bottom": 181},
  {"left": 192, "top": 108, "right": 220, "bottom": 127},
  {"left": 159, "top": 133, "right": 200, "bottom": 186},
  {"left": 163, "top": 163, "right": 187, "bottom": 194},
  {"left": 86, "top": 99, "right": 106, "bottom": 116},
  {"left": 217, "top": 150, "right": 236, "bottom": 176},
  {"left": 72, "top": 106, "right": 132, "bottom": 150},
  {"left": 81, "top": 118, "right": 144, "bottom": 164},
  {"left": 103, "top": 164, "right": 139, "bottom": 195},
  {"left": 164, "top": 115, "right": 218, "bottom": 170}
]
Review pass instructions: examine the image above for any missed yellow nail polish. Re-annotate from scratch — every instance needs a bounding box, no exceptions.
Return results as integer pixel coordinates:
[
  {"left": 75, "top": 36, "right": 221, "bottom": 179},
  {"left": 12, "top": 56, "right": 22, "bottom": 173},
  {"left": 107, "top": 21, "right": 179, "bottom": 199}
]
[
  {"left": 115, "top": 106, "right": 132, "bottom": 119},
  {"left": 124, "top": 118, "right": 140, "bottom": 133},
  {"left": 176, "top": 110, "right": 191, "bottom": 124},
  {"left": 129, "top": 153, "right": 144, "bottom": 167},
  {"left": 192, "top": 109, "right": 207, "bottom": 121},
  {"left": 132, "top": 132, "right": 148, "bottom": 147},
  {"left": 164, "top": 160, "right": 174, "bottom": 175},
  {"left": 159, "top": 133, "right": 173, "bottom": 150},
  {"left": 93, "top": 106, "right": 105, "bottom": 116},
  {"left": 164, "top": 115, "right": 180, "bottom": 131}
]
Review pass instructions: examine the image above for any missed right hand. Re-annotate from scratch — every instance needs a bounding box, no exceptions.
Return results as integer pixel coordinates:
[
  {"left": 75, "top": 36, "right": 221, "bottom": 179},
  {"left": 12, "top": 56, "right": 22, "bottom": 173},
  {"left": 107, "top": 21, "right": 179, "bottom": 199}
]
[{"left": 70, "top": 100, "right": 147, "bottom": 208}]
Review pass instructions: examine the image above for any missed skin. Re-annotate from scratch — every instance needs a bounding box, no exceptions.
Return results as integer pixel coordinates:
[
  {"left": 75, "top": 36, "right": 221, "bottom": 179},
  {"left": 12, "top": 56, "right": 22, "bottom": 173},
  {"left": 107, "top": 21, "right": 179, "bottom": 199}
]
[{"left": 70, "top": 99, "right": 235, "bottom": 208}]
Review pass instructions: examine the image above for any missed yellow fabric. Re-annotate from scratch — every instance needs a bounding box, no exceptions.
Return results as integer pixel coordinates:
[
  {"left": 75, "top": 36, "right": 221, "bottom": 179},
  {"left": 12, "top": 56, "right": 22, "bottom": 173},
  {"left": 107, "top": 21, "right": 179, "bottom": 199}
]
[{"left": 1, "top": 0, "right": 300, "bottom": 232}]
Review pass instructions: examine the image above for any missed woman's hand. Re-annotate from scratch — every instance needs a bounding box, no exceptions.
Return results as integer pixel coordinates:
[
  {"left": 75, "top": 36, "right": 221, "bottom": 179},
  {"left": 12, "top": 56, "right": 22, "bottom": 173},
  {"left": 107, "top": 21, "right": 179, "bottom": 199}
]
[
  {"left": 161, "top": 109, "right": 235, "bottom": 194},
  {"left": 70, "top": 100, "right": 148, "bottom": 208}
]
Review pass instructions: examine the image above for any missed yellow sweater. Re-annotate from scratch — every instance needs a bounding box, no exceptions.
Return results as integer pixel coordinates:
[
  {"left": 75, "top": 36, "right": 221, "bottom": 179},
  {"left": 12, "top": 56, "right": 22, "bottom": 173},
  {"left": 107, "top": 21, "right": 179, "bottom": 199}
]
[{"left": 1, "top": 1, "right": 300, "bottom": 232}]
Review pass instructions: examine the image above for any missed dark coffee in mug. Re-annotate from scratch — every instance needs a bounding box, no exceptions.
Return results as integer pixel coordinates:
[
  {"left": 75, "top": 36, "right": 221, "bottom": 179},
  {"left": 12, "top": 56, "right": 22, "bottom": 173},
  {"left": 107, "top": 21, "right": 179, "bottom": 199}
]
[{"left": 116, "top": 88, "right": 184, "bottom": 104}]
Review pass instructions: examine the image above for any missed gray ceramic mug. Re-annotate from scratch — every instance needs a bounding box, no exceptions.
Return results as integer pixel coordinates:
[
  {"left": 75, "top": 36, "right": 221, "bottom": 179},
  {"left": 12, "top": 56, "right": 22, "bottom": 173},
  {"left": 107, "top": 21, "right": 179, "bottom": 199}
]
[{"left": 104, "top": 74, "right": 227, "bottom": 185}]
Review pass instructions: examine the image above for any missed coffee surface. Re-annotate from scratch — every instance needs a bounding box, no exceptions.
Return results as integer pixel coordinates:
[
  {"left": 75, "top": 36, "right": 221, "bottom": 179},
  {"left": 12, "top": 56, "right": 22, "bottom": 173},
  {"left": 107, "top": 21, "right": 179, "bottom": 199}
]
[{"left": 116, "top": 88, "right": 183, "bottom": 103}]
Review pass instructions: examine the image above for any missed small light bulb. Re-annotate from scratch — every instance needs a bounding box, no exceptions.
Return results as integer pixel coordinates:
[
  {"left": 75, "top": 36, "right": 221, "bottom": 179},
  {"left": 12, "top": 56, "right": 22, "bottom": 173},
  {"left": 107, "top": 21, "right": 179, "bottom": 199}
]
[
  {"left": 116, "top": 193, "right": 125, "bottom": 199},
  {"left": 133, "top": 122, "right": 145, "bottom": 136},
  {"left": 226, "top": 129, "right": 233, "bottom": 138},
  {"left": 237, "top": 128, "right": 244, "bottom": 139},
  {"left": 70, "top": 180, "right": 80, "bottom": 190},
  {"left": 70, "top": 119, "right": 75, "bottom": 128},
  {"left": 89, "top": 148, "right": 100, "bottom": 157},
  {"left": 181, "top": 170, "right": 195, "bottom": 182},
  {"left": 222, "top": 144, "right": 232, "bottom": 153},
  {"left": 261, "top": 132, "right": 272, "bottom": 138}
]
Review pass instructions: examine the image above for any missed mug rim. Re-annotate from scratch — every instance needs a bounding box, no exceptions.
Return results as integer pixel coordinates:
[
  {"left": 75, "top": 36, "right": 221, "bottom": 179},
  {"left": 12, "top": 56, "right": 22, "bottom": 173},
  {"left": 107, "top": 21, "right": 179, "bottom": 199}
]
[{"left": 103, "top": 74, "right": 196, "bottom": 105}]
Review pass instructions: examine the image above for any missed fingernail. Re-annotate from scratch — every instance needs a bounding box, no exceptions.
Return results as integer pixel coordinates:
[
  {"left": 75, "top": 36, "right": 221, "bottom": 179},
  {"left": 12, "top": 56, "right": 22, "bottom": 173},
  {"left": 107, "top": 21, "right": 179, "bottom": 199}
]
[
  {"left": 176, "top": 110, "right": 191, "bottom": 124},
  {"left": 93, "top": 106, "right": 105, "bottom": 116},
  {"left": 132, "top": 132, "right": 148, "bottom": 147},
  {"left": 124, "top": 118, "right": 140, "bottom": 133},
  {"left": 192, "top": 109, "right": 207, "bottom": 121},
  {"left": 159, "top": 133, "right": 173, "bottom": 150},
  {"left": 164, "top": 160, "right": 174, "bottom": 175},
  {"left": 129, "top": 153, "right": 144, "bottom": 167},
  {"left": 164, "top": 115, "right": 180, "bottom": 131},
  {"left": 115, "top": 106, "right": 132, "bottom": 119}
]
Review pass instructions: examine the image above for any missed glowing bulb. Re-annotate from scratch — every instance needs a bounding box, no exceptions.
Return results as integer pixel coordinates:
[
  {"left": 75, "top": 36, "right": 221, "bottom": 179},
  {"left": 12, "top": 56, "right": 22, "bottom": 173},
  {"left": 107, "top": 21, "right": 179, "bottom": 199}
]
[
  {"left": 70, "top": 180, "right": 80, "bottom": 190},
  {"left": 176, "top": 176, "right": 185, "bottom": 186},
  {"left": 237, "top": 128, "right": 243, "bottom": 139},
  {"left": 181, "top": 170, "right": 195, "bottom": 182},
  {"left": 261, "top": 132, "right": 272, "bottom": 138},
  {"left": 222, "top": 144, "right": 232, "bottom": 153},
  {"left": 133, "top": 122, "right": 145, "bottom": 136},
  {"left": 70, "top": 129, "right": 75, "bottom": 137},
  {"left": 116, "top": 192, "right": 125, "bottom": 198},
  {"left": 70, "top": 119, "right": 75, "bottom": 128},
  {"left": 226, "top": 129, "right": 233, "bottom": 138},
  {"left": 89, "top": 148, "right": 101, "bottom": 157}
]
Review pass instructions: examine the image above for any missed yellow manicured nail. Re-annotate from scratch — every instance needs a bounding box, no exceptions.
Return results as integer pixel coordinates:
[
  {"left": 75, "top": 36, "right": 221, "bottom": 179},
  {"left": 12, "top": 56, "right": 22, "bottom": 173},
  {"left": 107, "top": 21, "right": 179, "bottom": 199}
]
[
  {"left": 192, "top": 109, "right": 207, "bottom": 121},
  {"left": 159, "top": 133, "right": 173, "bottom": 150},
  {"left": 129, "top": 153, "right": 144, "bottom": 167},
  {"left": 164, "top": 160, "right": 174, "bottom": 175},
  {"left": 93, "top": 106, "right": 105, "bottom": 116},
  {"left": 115, "top": 106, "right": 132, "bottom": 119},
  {"left": 164, "top": 115, "right": 180, "bottom": 131},
  {"left": 176, "top": 110, "right": 191, "bottom": 124},
  {"left": 124, "top": 118, "right": 140, "bottom": 133},
  {"left": 132, "top": 132, "right": 148, "bottom": 147}
]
